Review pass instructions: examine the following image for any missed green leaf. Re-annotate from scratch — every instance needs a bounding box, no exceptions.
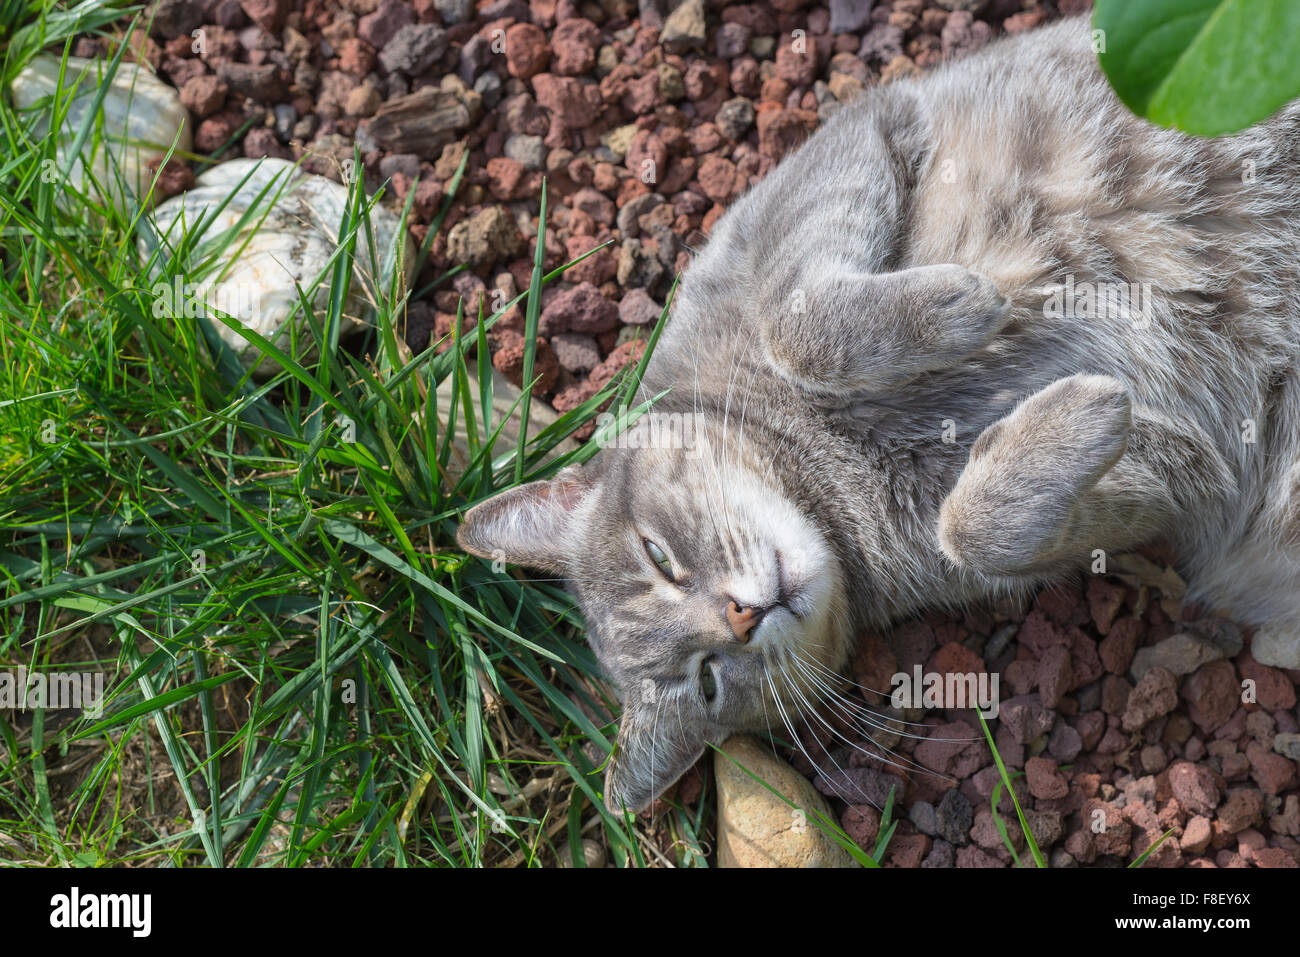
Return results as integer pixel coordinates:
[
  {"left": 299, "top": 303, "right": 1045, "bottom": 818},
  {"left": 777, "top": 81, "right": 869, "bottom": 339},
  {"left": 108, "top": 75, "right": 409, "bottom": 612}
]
[{"left": 1095, "top": 0, "right": 1300, "bottom": 135}]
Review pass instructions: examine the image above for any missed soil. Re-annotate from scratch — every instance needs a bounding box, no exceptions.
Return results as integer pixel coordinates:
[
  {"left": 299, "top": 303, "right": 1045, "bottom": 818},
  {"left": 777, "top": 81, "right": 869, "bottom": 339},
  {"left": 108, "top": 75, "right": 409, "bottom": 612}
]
[{"left": 77, "top": 0, "right": 1300, "bottom": 865}]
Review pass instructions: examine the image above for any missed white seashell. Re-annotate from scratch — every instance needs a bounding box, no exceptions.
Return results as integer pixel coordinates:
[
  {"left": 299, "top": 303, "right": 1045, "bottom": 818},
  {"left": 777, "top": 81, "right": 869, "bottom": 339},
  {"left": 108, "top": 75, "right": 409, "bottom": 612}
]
[{"left": 143, "top": 157, "right": 418, "bottom": 376}]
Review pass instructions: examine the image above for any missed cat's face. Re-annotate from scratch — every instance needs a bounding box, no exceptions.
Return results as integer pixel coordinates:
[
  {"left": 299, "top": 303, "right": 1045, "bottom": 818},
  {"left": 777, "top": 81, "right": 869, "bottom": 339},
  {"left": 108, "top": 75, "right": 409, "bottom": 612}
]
[{"left": 457, "top": 418, "right": 851, "bottom": 811}]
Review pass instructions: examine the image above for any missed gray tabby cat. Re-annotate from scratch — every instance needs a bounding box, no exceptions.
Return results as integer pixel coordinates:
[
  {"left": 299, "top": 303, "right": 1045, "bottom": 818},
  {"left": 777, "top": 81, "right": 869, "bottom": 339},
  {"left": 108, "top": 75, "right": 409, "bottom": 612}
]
[{"left": 458, "top": 15, "right": 1300, "bottom": 812}]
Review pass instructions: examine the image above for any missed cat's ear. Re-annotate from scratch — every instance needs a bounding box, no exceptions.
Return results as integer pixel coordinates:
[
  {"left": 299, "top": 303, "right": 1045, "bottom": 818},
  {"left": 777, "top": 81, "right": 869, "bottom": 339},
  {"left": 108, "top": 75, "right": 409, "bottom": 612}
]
[
  {"left": 456, "top": 470, "right": 594, "bottom": 574},
  {"left": 604, "top": 680, "right": 708, "bottom": 813},
  {"left": 937, "top": 375, "right": 1133, "bottom": 577},
  {"left": 762, "top": 263, "right": 1010, "bottom": 395}
]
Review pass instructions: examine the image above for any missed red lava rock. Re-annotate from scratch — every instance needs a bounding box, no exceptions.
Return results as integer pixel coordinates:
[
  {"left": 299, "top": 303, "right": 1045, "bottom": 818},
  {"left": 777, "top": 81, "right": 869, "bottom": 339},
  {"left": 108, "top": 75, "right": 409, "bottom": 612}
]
[
  {"left": 891, "top": 619, "right": 935, "bottom": 672},
  {"left": 1238, "top": 653, "right": 1297, "bottom": 711},
  {"left": 1069, "top": 627, "right": 1105, "bottom": 687},
  {"left": 539, "top": 282, "right": 618, "bottom": 336},
  {"left": 1087, "top": 577, "right": 1127, "bottom": 634},
  {"left": 485, "top": 156, "right": 527, "bottom": 200},
  {"left": 940, "top": 10, "right": 994, "bottom": 59},
  {"left": 178, "top": 74, "right": 228, "bottom": 117},
  {"left": 1084, "top": 799, "right": 1132, "bottom": 856},
  {"left": 622, "top": 73, "right": 661, "bottom": 115},
  {"left": 914, "top": 721, "right": 984, "bottom": 778},
  {"left": 1168, "top": 760, "right": 1220, "bottom": 816},
  {"left": 550, "top": 18, "right": 599, "bottom": 76},
  {"left": 815, "top": 766, "right": 906, "bottom": 807},
  {"left": 1004, "top": 658, "right": 1036, "bottom": 696},
  {"left": 1017, "top": 609, "right": 1066, "bottom": 656},
  {"left": 1036, "top": 579, "right": 1083, "bottom": 627},
  {"left": 1254, "top": 847, "right": 1299, "bottom": 867},
  {"left": 505, "top": 22, "right": 551, "bottom": 79},
  {"left": 1122, "top": 666, "right": 1179, "bottom": 732},
  {"left": 970, "top": 807, "right": 1016, "bottom": 852},
  {"left": 491, "top": 334, "right": 558, "bottom": 393},
  {"left": 775, "top": 41, "right": 818, "bottom": 87},
  {"left": 570, "top": 186, "right": 615, "bottom": 225},
  {"left": 1098, "top": 616, "right": 1143, "bottom": 674},
  {"left": 1004, "top": 8, "right": 1048, "bottom": 34},
  {"left": 239, "top": 0, "right": 289, "bottom": 33},
  {"left": 928, "top": 640, "right": 985, "bottom": 678},
  {"left": 842, "top": 804, "right": 880, "bottom": 848},
  {"left": 1074, "top": 711, "right": 1105, "bottom": 751},
  {"left": 146, "top": 155, "right": 195, "bottom": 202},
  {"left": 886, "top": 833, "right": 931, "bottom": 868},
  {"left": 1181, "top": 660, "right": 1240, "bottom": 734},
  {"left": 696, "top": 153, "right": 746, "bottom": 204},
  {"left": 1182, "top": 814, "right": 1212, "bottom": 854},
  {"left": 955, "top": 844, "right": 1006, "bottom": 868},
  {"left": 195, "top": 109, "right": 242, "bottom": 152},
  {"left": 625, "top": 129, "right": 667, "bottom": 182},
  {"left": 1100, "top": 674, "right": 1131, "bottom": 716},
  {"left": 532, "top": 74, "right": 599, "bottom": 128},
  {"left": 617, "top": 286, "right": 663, "bottom": 326},
  {"left": 1025, "top": 756, "right": 1069, "bottom": 800},
  {"left": 589, "top": 339, "right": 647, "bottom": 391},
  {"left": 1244, "top": 740, "right": 1296, "bottom": 795},
  {"left": 1037, "top": 644, "right": 1073, "bottom": 709},
  {"left": 243, "top": 126, "right": 292, "bottom": 159},
  {"left": 756, "top": 106, "right": 815, "bottom": 160},
  {"left": 999, "top": 694, "right": 1054, "bottom": 745},
  {"left": 1217, "top": 789, "right": 1263, "bottom": 835},
  {"left": 358, "top": 0, "right": 414, "bottom": 50}
]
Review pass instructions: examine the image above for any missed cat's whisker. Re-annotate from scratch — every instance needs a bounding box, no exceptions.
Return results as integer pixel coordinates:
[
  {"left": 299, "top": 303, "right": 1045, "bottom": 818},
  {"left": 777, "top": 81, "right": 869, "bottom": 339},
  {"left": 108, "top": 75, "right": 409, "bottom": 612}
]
[{"left": 784, "top": 651, "right": 941, "bottom": 779}]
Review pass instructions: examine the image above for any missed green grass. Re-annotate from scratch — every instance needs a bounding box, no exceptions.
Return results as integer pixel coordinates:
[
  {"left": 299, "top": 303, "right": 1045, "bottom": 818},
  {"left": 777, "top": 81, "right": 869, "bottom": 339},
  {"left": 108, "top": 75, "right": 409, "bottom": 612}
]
[{"left": 0, "top": 1, "right": 714, "bottom": 867}]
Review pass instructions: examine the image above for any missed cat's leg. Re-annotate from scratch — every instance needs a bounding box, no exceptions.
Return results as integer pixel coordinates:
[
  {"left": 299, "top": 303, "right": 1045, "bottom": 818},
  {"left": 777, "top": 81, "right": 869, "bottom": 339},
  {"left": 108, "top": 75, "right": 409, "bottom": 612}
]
[
  {"left": 937, "top": 374, "right": 1236, "bottom": 579},
  {"left": 758, "top": 263, "right": 1011, "bottom": 396}
]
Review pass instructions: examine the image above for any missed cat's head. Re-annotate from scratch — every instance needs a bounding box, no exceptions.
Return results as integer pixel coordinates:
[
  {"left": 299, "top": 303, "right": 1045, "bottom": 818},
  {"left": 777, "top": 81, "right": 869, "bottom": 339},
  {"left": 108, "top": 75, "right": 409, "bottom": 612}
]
[{"left": 456, "top": 415, "right": 850, "bottom": 812}]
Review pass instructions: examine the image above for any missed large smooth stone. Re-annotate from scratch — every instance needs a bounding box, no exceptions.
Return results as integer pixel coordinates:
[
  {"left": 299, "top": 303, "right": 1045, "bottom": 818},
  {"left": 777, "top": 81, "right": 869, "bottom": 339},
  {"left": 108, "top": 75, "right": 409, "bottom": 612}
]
[
  {"left": 715, "top": 735, "right": 859, "bottom": 868},
  {"left": 143, "top": 157, "right": 416, "bottom": 376},
  {"left": 11, "top": 54, "right": 191, "bottom": 211}
]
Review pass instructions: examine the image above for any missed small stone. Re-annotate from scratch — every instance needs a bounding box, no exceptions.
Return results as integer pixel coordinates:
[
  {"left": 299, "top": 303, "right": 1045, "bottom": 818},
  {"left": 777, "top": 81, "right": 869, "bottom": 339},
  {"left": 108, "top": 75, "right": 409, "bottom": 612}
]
[
  {"left": 1216, "top": 789, "right": 1263, "bottom": 834},
  {"left": 551, "top": 18, "right": 599, "bottom": 76},
  {"left": 660, "top": 0, "right": 706, "bottom": 54},
  {"left": 1182, "top": 815, "right": 1212, "bottom": 854},
  {"left": 379, "top": 23, "right": 448, "bottom": 75},
  {"left": 504, "top": 134, "right": 547, "bottom": 171},
  {"left": 1122, "top": 666, "right": 1179, "bottom": 732},
  {"left": 715, "top": 97, "right": 756, "bottom": 141},
  {"left": 1180, "top": 660, "right": 1239, "bottom": 734},
  {"left": 617, "top": 287, "right": 663, "bottom": 326},
  {"left": 830, "top": 0, "right": 876, "bottom": 34},
  {"left": 539, "top": 282, "right": 619, "bottom": 335},
  {"left": 1025, "top": 756, "right": 1068, "bottom": 800},
  {"left": 358, "top": 0, "right": 414, "bottom": 50},
  {"left": 908, "top": 801, "right": 937, "bottom": 836},
  {"left": 1048, "top": 721, "right": 1082, "bottom": 763},
  {"left": 935, "top": 788, "right": 972, "bottom": 846},
  {"left": 550, "top": 332, "right": 601, "bottom": 374},
  {"left": 179, "top": 74, "right": 228, "bottom": 117},
  {"left": 446, "top": 205, "right": 523, "bottom": 269},
  {"left": 1131, "top": 631, "right": 1233, "bottom": 680}
]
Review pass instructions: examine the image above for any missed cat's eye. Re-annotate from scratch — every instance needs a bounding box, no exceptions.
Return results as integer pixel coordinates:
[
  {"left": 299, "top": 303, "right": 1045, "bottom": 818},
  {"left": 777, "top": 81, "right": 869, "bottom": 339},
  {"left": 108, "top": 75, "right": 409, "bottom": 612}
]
[
  {"left": 643, "top": 538, "right": 675, "bottom": 581},
  {"left": 700, "top": 657, "right": 717, "bottom": 703}
]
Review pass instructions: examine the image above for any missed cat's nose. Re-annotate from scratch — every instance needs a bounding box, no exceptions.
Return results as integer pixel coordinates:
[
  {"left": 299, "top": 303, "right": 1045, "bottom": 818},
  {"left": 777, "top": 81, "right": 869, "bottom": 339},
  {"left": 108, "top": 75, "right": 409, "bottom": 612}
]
[{"left": 726, "top": 600, "right": 768, "bottom": 642}]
